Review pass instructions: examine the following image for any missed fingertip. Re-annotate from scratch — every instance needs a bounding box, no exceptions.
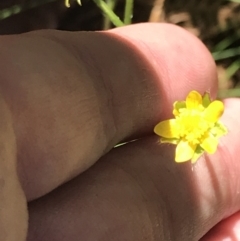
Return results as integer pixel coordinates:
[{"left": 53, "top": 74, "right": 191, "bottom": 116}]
[
  {"left": 220, "top": 98, "right": 240, "bottom": 158},
  {"left": 201, "top": 212, "right": 240, "bottom": 241},
  {"left": 109, "top": 23, "right": 217, "bottom": 117}
]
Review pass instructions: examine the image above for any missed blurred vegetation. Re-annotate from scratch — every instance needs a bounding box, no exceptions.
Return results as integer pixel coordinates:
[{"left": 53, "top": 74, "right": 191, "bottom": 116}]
[
  {"left": 212, "top": 0, "right": 240, "bottom": 98},
  {"left": 0, "top": 0, "right": 57, "bottom": 20},
  {"left": 0, "top": 0, "right": 239, "bottom": 97}
]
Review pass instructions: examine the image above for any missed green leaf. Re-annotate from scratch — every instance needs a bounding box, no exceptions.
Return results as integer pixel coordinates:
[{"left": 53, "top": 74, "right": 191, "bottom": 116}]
[
  {"left": 173, "top": 101, "right": 186, "bottom": 116},
  {"left": 191, "top": 145, "right": 205, "bottom": 164},
  {"left": 226, "top": 59, "right": 240, "bottom": 79},
  {"left": 202, "top": 92, "right": 211, "bottom": 108},
  {"left": 212, "top": 47, "right": 240, "bottom": 61},
  {"left": 211, "top": 121, "right": 228, "bottom": 137}
]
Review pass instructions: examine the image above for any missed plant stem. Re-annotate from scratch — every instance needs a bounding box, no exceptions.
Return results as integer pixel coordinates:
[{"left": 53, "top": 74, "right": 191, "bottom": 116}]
[
  {"left": 103, "top": 0, "right": 117, "bottom": 29},
  {"left": 65, "top": 0, "right": 82, "bottom": 8},
  {"left": 124, "top": 0, "right": 134, "bottom": 25},
  {"left": 93, "top": 0, "right": 124, "bottom": 27}
]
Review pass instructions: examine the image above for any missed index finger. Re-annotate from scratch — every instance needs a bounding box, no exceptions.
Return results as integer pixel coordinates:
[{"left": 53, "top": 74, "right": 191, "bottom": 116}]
[{"left": 0, "top": 23, "right": 217, "bottom": 200}]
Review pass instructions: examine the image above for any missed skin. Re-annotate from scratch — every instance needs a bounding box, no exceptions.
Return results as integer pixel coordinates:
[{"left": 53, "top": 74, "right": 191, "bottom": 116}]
[{"left": 0, "top": 23, "right": 239, "bottom": 241}]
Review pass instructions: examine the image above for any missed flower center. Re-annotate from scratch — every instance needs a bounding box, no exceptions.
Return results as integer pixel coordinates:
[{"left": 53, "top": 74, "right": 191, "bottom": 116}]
[{"left": 177, "top": 109, "right": 212, "bottom": 145}]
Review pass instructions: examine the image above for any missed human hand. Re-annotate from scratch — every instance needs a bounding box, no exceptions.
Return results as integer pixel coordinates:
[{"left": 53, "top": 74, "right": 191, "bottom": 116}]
[{"left": 0, "top": 23, "right": 239, "bottom": 241}]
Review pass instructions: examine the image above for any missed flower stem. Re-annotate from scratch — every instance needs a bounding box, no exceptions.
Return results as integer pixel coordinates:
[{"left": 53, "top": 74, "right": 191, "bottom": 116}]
[
  {"left": 93, "top": 0, "right": 124, "bottom": 27},
  {"left": 103, "top": 0, "right": 117, "bottom": 29},
  {"left": 124, "top": 0, "right": 134, "bottom": 25}
]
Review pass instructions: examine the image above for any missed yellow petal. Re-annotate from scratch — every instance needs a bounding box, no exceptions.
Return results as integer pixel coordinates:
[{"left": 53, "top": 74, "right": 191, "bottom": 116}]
[
  {"left": 204, "top": 100, "right": 224, "bottom": 122},
  {"left": 154, "top": 119, "right": 179, "bottom": 138},
  {"left": 186, "top": 91, "right": 202, "bottom": 109},
  {"left": 175, "top": 140, "right": 196, "bottom": 162},
  {"left": 200, "top": 134, "right": 218, "bottom": 154}
]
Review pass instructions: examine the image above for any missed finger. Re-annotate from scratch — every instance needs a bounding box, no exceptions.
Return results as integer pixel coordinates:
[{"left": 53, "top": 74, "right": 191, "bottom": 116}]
[
  {"left": 0, "top": 23, "right": 217, "bottom": 200},
  {"left": 27, "top": 99, "right": 240, "bottom": 241},
  {"left": 201, "top": 211, "right": 240, "bottom": 240},
  {"left": 0, "top": 94, "right": 27, "bottom": 241}
]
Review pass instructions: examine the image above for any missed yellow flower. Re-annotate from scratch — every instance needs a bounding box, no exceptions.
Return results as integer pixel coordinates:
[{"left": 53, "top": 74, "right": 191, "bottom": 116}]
[{"left": 154, "top": 90, "right": 227, "bottom": 163}]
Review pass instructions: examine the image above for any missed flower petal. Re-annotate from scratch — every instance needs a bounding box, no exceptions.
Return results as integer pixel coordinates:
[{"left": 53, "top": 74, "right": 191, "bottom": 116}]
[
  {"left": 154, "top": 119, "right": 179, "bottom": 138},
  {"left": 200, "top": 134, "right": 218, "bottom": 154},
  {"left": 186, "top": 90, "right": 202, "bottom": 109},
  {"left": 175, "top": 140, "right": 196, "bottom": 162},
  {"left": 204, "top": 100, "right": 224, "bottom": 122}
]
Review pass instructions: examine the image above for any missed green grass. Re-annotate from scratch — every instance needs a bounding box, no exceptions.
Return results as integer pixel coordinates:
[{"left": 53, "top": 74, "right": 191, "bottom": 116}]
[{"left": 0, "top": 0, "right": 58, "bottom": 21}]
